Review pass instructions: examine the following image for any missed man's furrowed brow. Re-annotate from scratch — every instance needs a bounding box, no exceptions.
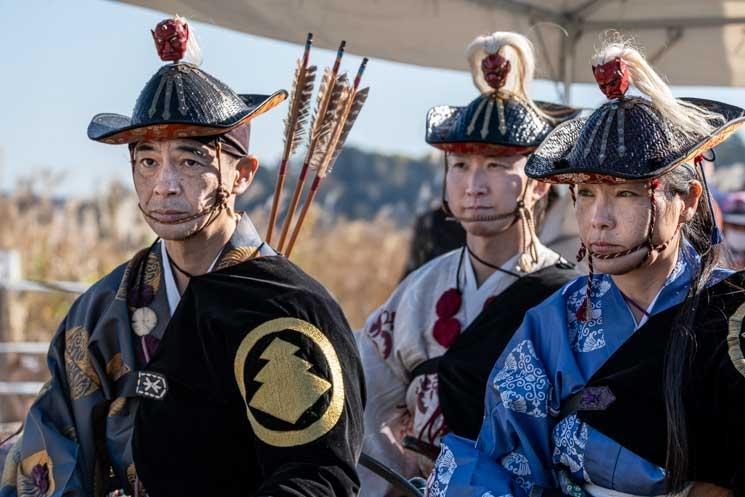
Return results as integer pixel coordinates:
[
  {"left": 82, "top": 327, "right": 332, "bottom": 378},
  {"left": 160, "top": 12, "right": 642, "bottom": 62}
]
[{"left": 174, "top": 144, "right": 210, "bottom": 157}]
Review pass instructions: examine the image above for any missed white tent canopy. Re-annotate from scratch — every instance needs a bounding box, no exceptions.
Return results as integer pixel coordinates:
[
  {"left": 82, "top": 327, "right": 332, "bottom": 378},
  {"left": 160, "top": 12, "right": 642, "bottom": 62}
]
[{"left": 117, "top": 0, "right": 745, "bottom": 101}]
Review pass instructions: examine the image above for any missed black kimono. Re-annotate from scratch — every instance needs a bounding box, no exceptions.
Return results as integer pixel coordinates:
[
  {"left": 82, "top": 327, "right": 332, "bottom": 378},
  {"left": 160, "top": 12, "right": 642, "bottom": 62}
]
[{"left": 132, "top": 256, "right": 365, "bottom": 497}]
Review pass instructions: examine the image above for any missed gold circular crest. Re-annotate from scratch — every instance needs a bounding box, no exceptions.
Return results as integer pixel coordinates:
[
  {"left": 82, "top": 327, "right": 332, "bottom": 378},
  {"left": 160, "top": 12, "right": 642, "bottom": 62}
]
[{"left": 234, "top": 317, "right": 344, "bottom": 447}]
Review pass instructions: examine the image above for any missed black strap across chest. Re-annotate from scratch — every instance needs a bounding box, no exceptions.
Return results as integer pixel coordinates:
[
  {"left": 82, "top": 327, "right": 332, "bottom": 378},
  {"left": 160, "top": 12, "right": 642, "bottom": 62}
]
[
  {"left": 571, "top": 274, "right": 745, "bottom": 488},
  {"left": 432, "top": 263, "right": 577, "bottom": 439}
]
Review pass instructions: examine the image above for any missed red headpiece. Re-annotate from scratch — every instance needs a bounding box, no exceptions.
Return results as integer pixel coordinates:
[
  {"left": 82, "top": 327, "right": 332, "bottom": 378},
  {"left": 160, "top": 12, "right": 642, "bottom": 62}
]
[
  {"left": 592, "top": 57, "right": 630, "bottom": 99},
  {"left": 481, "top": 52, "right": 511, "bottom": 90},
  {"left": 152, "top": 18, "right": 190, "bottom": 62}
]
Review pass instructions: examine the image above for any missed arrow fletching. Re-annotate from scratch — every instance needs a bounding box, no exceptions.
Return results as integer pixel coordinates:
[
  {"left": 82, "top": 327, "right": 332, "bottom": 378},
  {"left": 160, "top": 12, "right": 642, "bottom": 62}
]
[
  {"left": 309, "top": 74, "right": 349, "bottom": 169},
  {"left": 318, "top": 87, "right": 369, "bottom": 177},
  {"left": 283, "top": 62, "right": 317, "bottom": 159}
]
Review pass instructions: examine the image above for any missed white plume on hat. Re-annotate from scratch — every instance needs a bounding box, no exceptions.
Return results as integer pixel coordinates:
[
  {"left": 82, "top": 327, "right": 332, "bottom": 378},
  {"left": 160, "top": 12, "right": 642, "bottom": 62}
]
[
  {"left": 177, "top": 15, "right": 203, "bottom": 66},
  {"left": 592, "top": 38, "right": 721, "bottom": 140},
  {"left": 465, "top": 31, "right": 535, "bottom": 99}
]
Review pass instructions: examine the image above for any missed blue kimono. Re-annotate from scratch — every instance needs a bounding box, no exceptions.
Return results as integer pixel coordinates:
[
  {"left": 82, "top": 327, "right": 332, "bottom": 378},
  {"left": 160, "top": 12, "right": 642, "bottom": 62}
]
[{"left": 427, "top": 243, "right": 744, "bottom": 496}]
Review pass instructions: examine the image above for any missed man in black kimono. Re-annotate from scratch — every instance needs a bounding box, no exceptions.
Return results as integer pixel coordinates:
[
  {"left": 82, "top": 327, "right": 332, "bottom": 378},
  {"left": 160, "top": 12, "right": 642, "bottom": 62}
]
[{"left": 0, "top": 17, "right": 364, "bottom": 497}]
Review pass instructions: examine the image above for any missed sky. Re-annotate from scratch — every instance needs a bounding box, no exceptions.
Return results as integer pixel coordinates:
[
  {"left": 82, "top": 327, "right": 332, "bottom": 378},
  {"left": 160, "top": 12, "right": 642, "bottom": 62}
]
[{"left": 3, "top": 0, "right": 745, "bottom": 196}]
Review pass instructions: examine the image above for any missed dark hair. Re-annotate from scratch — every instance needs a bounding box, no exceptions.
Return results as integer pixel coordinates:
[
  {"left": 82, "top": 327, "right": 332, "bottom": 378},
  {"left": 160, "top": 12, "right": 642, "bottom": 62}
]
[{"left": 661, "top": 164, "right": 722, "bottom": 492}]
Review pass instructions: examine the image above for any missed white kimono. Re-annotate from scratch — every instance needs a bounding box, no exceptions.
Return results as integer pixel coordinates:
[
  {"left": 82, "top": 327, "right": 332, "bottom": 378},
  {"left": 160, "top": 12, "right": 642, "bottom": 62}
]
[{"left": 357, "top": 242, "right": 562, "bottom": 497}]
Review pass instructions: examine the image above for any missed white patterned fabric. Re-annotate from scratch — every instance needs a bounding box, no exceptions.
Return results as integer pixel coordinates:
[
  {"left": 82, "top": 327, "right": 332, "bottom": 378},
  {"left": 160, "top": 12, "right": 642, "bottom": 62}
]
[
  {"left": 358, "top": 243, "right": 561, "bottom": 497},
  {"left": 500, "top": 451, "right": 532, "bottom": 493},
  {"left": 427, "top": 445, "right": 458, "bottom": 497},
  {"left": 494, "top": 340, "right": 550, "bottom": 418},
  {"left": 567, "top": 279, "right": 612, "bottom": 353},
  {"left": 552, "top": 414, "right": 588, "bottom": 474}
]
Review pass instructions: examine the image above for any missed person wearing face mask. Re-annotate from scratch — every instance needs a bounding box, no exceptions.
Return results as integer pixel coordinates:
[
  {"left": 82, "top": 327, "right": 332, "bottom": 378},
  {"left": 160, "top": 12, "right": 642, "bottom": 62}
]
[
  {"left": 428, "top": 39, "right": 745, "bottom": 497},
  {"left": 0, "top": 18, "right": 365, "bottom": 497},
  {"left": 356, "top": 32, "right": 580, "bottom": 497},
  {"left": 723, "top": 191, "right": 745, "bottom": 268}
]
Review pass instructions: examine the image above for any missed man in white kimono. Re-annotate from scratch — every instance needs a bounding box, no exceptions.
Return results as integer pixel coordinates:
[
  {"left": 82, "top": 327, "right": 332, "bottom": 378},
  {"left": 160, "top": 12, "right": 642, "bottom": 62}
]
[{"left": 357, "top": 31, "right": 580, "bottom": 496}]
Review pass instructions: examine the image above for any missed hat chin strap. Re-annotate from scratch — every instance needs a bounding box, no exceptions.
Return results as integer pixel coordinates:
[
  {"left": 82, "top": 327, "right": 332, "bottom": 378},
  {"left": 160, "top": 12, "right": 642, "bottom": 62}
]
[
  {"left": 137, "top": 140, "right": 233, "bottom": 239},
  {"left": 446, "top": 205, "right": 522, "bottom": 225},
  {"left": 442, "top": 152, "right": 525, "bottom": 228},
  {"left": 441, "top": 153, "right": 540, "bottom": 270},
  {"left": 572, "top": 179, "right": 679, "bottom": 321}
]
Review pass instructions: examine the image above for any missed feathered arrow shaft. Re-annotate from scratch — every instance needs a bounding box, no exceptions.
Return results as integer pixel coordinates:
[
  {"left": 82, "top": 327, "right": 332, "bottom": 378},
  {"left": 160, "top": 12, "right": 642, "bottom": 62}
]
[
  {"left": 266, "top": 33, "right": 315, "bottom": 244},
  {"left": 285, "top": 58, "right": 370, "bottom": 257},
  {"left": 278, "top": 40, "right": 347, "bottom": 253}
]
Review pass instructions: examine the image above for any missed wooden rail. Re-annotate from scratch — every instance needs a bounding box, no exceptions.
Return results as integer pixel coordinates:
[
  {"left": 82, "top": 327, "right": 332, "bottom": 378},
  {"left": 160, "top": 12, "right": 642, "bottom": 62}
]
[{"left": 0, "top": 250, "right": 86, "bottom": 407}]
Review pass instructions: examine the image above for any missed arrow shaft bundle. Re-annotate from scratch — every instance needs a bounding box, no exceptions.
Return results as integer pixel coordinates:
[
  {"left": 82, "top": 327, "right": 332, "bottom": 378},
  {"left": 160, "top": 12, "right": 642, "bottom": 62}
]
[
  {"left": 270, "top": 39, "right": 369, "bottom": 257},
  {"left": 277, "top": 41, "right": 347, "bottom": 253},
  {"left": 284, "top": 59, "right": 369, "bottom": 256},
  {"left": 266, "top": 33, "right": 316, "bottom": 245}
]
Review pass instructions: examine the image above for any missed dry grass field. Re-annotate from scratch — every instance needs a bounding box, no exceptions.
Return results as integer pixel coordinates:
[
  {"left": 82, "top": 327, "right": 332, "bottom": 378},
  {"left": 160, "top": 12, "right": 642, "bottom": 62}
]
[
  {"left": 0, "top": 181, "right": 409, "bottom": 339},
  {"left": 0, "top": 182, "right": 409, "bottom": 427}
]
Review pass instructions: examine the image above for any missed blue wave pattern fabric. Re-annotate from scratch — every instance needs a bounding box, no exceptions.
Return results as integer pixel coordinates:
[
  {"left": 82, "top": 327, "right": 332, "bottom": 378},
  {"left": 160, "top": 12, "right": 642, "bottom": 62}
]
[{"left": 427, "top": 244, "right": 728, "bottom": 496}]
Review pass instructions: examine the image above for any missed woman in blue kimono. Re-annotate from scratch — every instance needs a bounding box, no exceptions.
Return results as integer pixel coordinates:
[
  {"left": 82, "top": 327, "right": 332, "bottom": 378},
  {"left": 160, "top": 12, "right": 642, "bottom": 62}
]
[{"left": 426, "top": 40, "right": 745, "bottom": 497}]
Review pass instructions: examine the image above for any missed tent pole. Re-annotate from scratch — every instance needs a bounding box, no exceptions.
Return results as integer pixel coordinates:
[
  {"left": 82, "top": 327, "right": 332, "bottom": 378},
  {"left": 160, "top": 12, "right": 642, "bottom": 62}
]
[
  {"left": 567, "top": 25, "right": 584, "bottom": 105},
  {"left": 648, "top": 27, "right": 684, "bottom": 64},
  {"left": 561, "top": 24, "right": 580, "bottom": 105},
  {"left": 563, "top": 46, "right": 573, "bottom": 105}
]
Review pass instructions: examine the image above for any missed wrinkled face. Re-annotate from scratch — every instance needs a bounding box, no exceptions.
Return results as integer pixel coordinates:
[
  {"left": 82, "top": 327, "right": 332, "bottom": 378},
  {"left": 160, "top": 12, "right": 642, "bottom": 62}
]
[
  {"left": 132, "top": 139, "right": 233, "bottom": 240},
  {"left": 446, "top": 153, "right": 534, "bottom": 237},
  {"left": 592, "top": 58, "right": 629, "bottom": 99},
  {"left": 151, "top": 19, "right": 189, "bottom": 62},
  {"left": 481, "top": 53, "right": 511, "bottom": 90},
  {"left": 574, "top": 181, "right": 685, "bottom": 274}
]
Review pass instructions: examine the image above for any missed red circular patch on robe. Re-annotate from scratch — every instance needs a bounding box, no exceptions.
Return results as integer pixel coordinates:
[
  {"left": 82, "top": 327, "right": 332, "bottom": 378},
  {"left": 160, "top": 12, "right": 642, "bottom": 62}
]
[
  {"left": 436, "top": 288, "right": 462, "bottom": 318},
  {"left": 433, "top": 317, "right": 461, "bottom": 348}
]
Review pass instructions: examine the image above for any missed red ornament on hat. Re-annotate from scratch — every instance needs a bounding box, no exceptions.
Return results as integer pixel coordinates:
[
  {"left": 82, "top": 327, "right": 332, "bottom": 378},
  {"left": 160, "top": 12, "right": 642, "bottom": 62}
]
[
  {"left": 433, "top": 288, "right": 462, "bottom": 348},
  {"left": 481, "top": 53, "right": 511, "bottom": 90},
  {"left": 592, "top": 57, "right": 630, "bottom": 99},
  {"left": 152, "top": 18, "right": 190, "bottom": 62}
]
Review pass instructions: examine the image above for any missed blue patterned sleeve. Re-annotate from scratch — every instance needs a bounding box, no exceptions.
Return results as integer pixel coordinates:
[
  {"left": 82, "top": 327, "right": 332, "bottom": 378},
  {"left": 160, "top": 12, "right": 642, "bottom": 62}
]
[
  {"left": 0, "top": 316, "right": 86, "bottom": 497},
  {"left": 426, "top": 290, "right": 587, "bottom": 497}
]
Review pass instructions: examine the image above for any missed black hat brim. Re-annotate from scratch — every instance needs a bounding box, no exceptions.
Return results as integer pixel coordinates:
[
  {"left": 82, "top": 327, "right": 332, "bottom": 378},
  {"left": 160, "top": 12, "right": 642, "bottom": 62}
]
[
  {"left": 88, "top": 90, "right": 287, "bottom": 144},
  {"left": 526, "top": 98, "right": 745, "bottom": 183},
  {"left": 426, "top": 99, "right": 580, "bottom": 155}
]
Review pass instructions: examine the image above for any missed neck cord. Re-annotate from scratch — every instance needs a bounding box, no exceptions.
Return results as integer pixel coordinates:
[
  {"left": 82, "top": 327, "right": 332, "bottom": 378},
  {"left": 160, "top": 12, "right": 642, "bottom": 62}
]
[
  {"left": 166, "top": 236, "right": 264, "bottom": 280},
  {"left": 617, "top": 288, "right": 651, "bottom": 319},
  {"left": 465, "top": 244, "right": 522, "bottom": 278},
  {"left": 166, "top": 251, "right": 195, "bottom": 278},
  {"left": 455, "top": 246, "right": 466, "bottom": 293},
  {"left": 441, "top": 152, "right": 527, "bottom": 233}
]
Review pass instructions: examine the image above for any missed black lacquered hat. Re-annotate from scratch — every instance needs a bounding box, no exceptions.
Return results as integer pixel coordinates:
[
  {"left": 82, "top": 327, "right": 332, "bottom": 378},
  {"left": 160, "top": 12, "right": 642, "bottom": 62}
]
[
  {"left": 526, "top": 56, "right": 745, "bottom": 183},
  {"left": 88, "top": 18, "right": 287, "bottom": 145},
  {"left": 426, "top": 32, "right": 578, "bottom": 155}
]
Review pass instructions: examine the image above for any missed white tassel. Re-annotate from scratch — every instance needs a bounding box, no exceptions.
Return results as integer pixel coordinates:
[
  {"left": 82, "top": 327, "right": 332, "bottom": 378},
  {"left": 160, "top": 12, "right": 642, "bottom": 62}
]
[
  {"left": 465, "top": 31, "right": 535, "bottom": 98},
  {"left": 592, "top": 38, "right": 722, "bottom": 140},
  {"left": 178, "top": 16, "right": 203, "bottom": 66}
]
